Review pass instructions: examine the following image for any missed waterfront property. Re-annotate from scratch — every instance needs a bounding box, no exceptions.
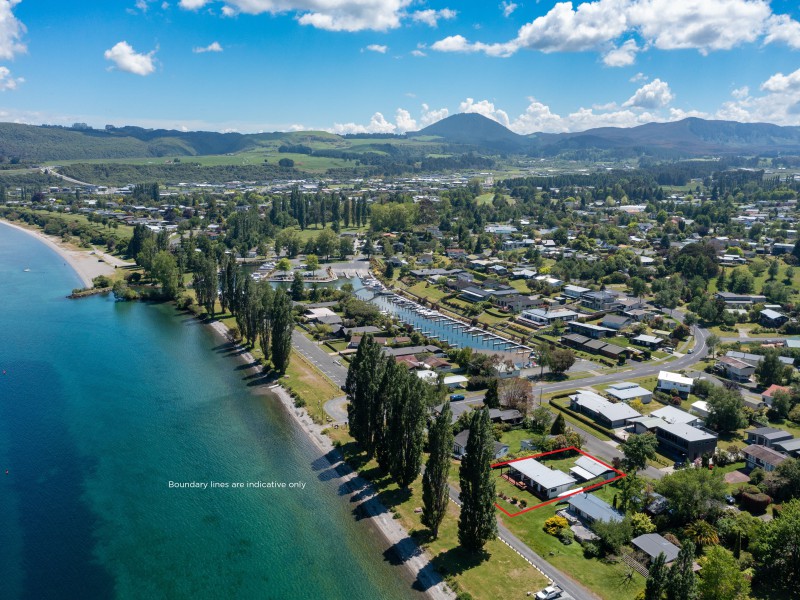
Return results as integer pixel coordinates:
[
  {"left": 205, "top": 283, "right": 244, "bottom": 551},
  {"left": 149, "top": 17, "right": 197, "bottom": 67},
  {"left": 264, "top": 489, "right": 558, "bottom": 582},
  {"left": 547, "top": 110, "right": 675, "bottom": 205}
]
[
  {"left": 566, "top": 492, "right": 623, "bottom": 524},
  {"left": 503, "top": 457, "right": 577, "bottom": 499}
]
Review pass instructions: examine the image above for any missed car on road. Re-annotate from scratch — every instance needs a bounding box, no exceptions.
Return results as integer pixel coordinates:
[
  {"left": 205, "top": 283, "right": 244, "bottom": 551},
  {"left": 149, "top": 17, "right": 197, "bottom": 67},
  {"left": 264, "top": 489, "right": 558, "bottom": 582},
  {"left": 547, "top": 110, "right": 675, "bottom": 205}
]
[
  {"left": 449, "top": 394, "right": 465, "bottom": 401},
  {"left": 688, "top": 348, "right": 694, "bottom": 354},
  {"left": 535, "top": 585, "right": 562, "bottom": 600}
]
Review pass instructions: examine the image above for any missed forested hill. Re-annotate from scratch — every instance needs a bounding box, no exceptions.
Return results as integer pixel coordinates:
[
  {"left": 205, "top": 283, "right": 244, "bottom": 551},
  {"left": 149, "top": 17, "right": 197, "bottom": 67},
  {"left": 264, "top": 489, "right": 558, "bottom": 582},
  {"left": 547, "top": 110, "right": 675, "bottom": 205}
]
[
  {"left": 0, "top": 123, "right": 336, "bottom": 162},
  {"left": 6, "top": 115, "right": 800, "bottom": 163}
]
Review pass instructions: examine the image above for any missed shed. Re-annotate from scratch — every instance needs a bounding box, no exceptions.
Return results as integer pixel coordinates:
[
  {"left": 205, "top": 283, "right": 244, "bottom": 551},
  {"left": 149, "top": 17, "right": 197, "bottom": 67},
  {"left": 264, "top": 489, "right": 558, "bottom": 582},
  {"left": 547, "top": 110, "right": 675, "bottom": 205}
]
[{"left": 632, "top": 533, "right": 681, "bottom": 564}]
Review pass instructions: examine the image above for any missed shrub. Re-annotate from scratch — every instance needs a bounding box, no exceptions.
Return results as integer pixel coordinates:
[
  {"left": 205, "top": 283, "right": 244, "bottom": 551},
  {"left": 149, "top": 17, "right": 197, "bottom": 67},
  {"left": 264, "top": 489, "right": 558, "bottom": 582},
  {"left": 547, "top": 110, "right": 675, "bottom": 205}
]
[
  {"left": 543, "top": 516, "right": 569, "bottom": 535},
  {"left": 741, "top": 491, "right": 772, "bottom": 513},
  {"left": 293, "top": 396, "right": 307, "bottom": 408},
  {"left": 630, "top": 512, "right": 656, "bottom": 536},
  {"left": 175, "top": 293, "right": 194, "bottom": 310},
  {"left": 519, "top": 499, "right": 527, "bottom": 508},
  {"left": 663, "top": 532, "right": 681, "bottom": 547},
  {"left": 749, "top": 467, "right": 765, "bottom": 485},
  {"left": 92, "top": 275, "right": 112, "bottom": 288},
  {"left": 789, "top": 404, "right": 800, "bottom": 424},
  {"left": 558, "top": 528, "right": 574, "bottom": 545},
  {"left": 583, "top": 542, "right": 602, "bottom": 558}
]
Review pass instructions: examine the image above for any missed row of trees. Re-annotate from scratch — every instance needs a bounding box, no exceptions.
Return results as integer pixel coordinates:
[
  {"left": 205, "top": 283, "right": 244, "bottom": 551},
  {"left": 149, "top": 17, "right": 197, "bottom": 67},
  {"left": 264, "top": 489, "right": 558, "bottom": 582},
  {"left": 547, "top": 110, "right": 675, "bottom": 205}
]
[{"left": 346, "top": 338, "right": 499, "bottom": 550}]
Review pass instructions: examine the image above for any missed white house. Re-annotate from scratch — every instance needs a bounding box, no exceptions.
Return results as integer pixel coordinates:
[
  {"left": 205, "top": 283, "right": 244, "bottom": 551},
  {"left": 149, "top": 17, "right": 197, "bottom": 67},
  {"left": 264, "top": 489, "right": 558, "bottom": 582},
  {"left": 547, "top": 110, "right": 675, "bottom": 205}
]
[{"left": 656, "top": 371, "right": 694, "bottom": 397}]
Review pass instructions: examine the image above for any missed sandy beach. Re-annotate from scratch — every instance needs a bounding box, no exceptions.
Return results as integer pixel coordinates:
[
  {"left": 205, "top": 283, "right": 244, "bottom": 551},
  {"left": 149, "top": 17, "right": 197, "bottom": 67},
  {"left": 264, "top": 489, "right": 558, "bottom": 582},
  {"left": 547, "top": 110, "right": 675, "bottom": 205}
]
[
  {"left": 0, "top": 219, "right": 133, "bottom": 288},
  {"left": 206, "top": 319, "right": 454, "bottom": 600}
]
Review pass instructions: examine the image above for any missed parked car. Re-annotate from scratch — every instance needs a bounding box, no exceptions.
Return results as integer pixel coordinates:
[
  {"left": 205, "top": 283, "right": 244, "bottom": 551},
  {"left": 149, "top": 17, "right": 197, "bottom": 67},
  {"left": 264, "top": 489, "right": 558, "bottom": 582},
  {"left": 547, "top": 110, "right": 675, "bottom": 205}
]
[
  {"left": 535, "top": 586, "right": 562, "bottom": 600},
  {"left": 449, "top": 394, "right": 465, "bottom": 401}
]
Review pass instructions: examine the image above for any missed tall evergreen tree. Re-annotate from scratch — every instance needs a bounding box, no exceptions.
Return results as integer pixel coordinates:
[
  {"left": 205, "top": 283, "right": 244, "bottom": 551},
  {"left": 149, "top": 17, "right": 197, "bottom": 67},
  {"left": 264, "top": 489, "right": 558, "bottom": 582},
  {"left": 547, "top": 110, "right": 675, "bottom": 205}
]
[
  {"left": 423, "top": 402, "right": 454, "bottom": 539},
  {"left": 387, "top": 374, "right": 427, "bottom": 488},
  {"left": 371, "top": 355, "right": 394, "bottom": 469},
  {"left": 258, "top": 282, "right": 273, "bottom": 363},
  {"left": 346, "top": 335, "right": 381, "bottom": 448},
  {"left": 666, "top": 542, "right": 697, "bottom": 600},
  {"left": 270, "top": 288, "right": 293, "bottom": 374},
  {"left": 458, "top": 408, "right": 497, "bottom": 551},
  {"left": 484, "top": 378, "right": 500, "bottom": 409},
  {"left": 645, "top": 552, "right": 668, "bottom": 600},
  {"left": 290, "top": 270, "right": 305, "bottom": 301}
]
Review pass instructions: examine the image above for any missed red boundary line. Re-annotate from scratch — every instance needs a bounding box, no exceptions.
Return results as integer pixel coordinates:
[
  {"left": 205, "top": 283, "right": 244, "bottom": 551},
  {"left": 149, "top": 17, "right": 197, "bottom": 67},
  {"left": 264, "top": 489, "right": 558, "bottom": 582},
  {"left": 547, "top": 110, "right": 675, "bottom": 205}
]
[{"left": 490, "top": 446, "right": 626, "bottom": 517}]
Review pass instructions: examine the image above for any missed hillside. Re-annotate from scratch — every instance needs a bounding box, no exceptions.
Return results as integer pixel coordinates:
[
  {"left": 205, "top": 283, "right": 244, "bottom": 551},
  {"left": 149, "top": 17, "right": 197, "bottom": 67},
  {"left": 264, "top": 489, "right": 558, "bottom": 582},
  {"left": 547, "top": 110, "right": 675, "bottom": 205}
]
[
  {"left": 5, "top": 115, "right": 800, "bottom": 165},
  {"left": 409, "top": 113, "right": 527, "bottom": 152}
]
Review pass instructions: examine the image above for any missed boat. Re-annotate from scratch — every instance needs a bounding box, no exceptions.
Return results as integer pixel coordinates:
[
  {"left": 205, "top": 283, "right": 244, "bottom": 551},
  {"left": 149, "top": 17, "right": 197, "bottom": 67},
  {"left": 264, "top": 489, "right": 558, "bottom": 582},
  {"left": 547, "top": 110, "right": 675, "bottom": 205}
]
[{"left": 23, "top": 268, "right": 30, "bottom": 272}]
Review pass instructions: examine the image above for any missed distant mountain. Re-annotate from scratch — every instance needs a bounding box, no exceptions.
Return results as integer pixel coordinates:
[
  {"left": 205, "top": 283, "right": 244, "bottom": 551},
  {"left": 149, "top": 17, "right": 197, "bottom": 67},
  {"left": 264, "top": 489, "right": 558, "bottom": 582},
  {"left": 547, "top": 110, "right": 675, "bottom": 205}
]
[
  {"left": 409, "top": 113, "right": 527, "bottom": 152},
  {"left": 410, "top": 113, "right": 800, "bottom": 157},
  {"left": 531, "top": 117, "right": 800, "bottom": 156},
  {"left": 6, "top": 113, "right": 800, "bottom": 163}
]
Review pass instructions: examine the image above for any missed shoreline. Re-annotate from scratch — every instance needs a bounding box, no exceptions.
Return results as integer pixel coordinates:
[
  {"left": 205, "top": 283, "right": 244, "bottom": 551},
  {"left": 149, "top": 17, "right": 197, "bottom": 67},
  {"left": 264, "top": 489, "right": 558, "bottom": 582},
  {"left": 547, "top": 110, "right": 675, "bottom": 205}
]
[
  {"left": 0, "top": 218, "right": 127, "bottom": 289},
  {"left": 205, "top": 319, "right": 454, "bottom": 600}
]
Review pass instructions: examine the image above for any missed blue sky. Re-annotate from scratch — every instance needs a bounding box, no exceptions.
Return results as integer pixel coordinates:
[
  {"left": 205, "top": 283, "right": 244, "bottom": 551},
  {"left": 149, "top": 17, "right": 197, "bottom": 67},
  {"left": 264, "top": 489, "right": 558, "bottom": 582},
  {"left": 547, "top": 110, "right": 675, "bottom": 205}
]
[{"left": 2, "top": 0, "right": 800, "bottom": 134}]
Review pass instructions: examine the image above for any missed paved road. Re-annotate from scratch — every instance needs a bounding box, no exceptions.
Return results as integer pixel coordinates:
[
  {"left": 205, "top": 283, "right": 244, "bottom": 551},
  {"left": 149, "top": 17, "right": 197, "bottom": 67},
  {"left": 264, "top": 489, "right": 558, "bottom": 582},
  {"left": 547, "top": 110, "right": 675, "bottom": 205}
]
[
  {"left": 446, "top": 486, "right": 597, "bottom": 600},
  {"left": 291, "top": 330, "right": 348, "bottom": 387}
]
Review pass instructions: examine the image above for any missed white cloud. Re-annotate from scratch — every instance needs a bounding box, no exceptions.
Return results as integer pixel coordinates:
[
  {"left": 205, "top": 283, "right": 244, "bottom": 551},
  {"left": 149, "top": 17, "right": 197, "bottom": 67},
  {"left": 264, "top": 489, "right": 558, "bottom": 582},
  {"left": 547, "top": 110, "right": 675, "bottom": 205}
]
[
  {"left": 420, "top": 103, "right": 449, "bottom": 126},
  {"left": 761, "top": 69, "right": 800, "bottom": 93},
  {"left": 431, "top": 35, "right": 516, "bottom": 57},
  {"left": 193, "top": 41, "right": 223, "bottom": 53},
  {"left": 395, "top": 108, "right": 417, "bottom": 132},
  {"left": 500, "top": 1, "right": 517, "bottom": 18},
  {"left": 364, "top": 44, "right": 387, "bottom": 53},
  {"left": 764, "top": 14, "right": 800, "bottom": 49},
  {"left": 622, "top": 78, "right": 674, "bottom": 109},
  {"left": 0, "top": 65, "right": 22, "bottom": 90},
  {"left": 411, "top": 49, "right": 426, "bottom": 57},
  {"left": 180, "top": 1, "right": 414, "bottom": 32},
  {"left": 179, "top": 0, "right": 208, "bottom": 8},
  {"left": 629, "top": 72, "right": 648, "bottom": 82},
  {"left": 511, "top": 97, "right": 569, "bottom": 134},
  {"left": 0, "top": 0, "right": 26, "bottom": 60},
  {"left": 458, "top": 98, "right": 511, "bottom": 127},
  {"left": 331, "top": 111, "right": 397, "bottom": 134},
  {"left": 410, "top": 8, "right": 457, "bottom": 28},
  {"left": 104, "top": 41, "right": 157, "bottom": 76},
  {"left": 731, "top": 86, "right": 749, "bottom": 99},
  {"left": 603, "top": 39, "right": 638, "bottom": 67},
  {"left": 431, "top": 0, "right": 800, "bottom": 64}
]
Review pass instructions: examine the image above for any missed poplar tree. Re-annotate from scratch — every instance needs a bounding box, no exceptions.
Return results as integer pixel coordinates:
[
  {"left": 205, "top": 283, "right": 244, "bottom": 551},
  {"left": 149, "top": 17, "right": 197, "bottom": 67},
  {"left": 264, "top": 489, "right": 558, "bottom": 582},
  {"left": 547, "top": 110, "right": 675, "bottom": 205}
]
[
  {"left": 371, "top": 356, "right": 394, "bottom": 469},
  {"left": 270, "top": 287, "right": 293, "bottom": 374},
  {"left": 387, "top": 374, "right": 426, "bottom": 489},
  {"left": 290, "top": 270, "right": 305, "bottom": 301},
  {"left": 458, "top": 408, "right": 497, "bottom": 551},
  {"left": 346, "top": 336, "right": 381, "bottom": 448},
  {"left": 666, "top": 542, "right": 697, "bottom": 600},
  {"left": 423, "top": 402, "right": 454, "bottom": 539},
  {"left": 258, "top": 282, "right": 273, "bottom": 362},
  {"left": 644, "top": 552, "right": 668, "bottom": 600}
]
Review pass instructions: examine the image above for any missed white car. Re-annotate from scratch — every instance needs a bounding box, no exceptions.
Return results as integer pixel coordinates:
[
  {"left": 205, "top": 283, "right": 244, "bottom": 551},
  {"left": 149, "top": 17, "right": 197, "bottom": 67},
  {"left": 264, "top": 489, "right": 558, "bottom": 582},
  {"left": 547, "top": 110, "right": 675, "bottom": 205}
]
[{"left": 535, "top": 586, "right": 562, "bottom": 600}]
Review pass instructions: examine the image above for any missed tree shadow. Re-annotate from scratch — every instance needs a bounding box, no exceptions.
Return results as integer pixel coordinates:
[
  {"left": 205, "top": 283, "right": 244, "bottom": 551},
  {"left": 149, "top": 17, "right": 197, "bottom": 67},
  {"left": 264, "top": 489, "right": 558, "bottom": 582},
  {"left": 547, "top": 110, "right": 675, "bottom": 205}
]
[{"left": 431, "top": 546, "right": 490, "bottom": 580}]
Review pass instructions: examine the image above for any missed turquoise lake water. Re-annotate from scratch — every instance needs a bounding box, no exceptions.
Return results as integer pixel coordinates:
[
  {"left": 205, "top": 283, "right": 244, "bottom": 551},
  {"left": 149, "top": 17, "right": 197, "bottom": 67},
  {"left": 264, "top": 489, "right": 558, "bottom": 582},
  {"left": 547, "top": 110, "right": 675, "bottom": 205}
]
[{"left": 0, "top": 222, "right": 422, "bottom": 600}]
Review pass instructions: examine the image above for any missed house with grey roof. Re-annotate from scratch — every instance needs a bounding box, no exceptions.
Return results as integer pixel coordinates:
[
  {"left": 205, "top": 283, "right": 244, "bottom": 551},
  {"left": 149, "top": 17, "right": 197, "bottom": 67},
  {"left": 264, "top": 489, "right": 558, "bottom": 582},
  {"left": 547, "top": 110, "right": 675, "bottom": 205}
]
[
  {"left": 566, "top": 493, "right": 623, "bottom": 525},
  {"left": 760, "top": 308, "right": 790, "bottom": 328},
  {"left": 631, "top": 334, "right": 664, "bottom": 350},
  {"left": 506, "top": 457, "right": 576, "bottom": 499},
  {"left": 653, "top": 421, "right": 717, "bottom": 461},
  {"left": 601, "top": 315, "right": 632, "bottom": 330},
  {"left": 569, "top": 455, "right": 615, "bottom": 481},
  {"left": 605, "top": 382, "right": 653, "bottom": 404},
  {"left": 632, "top": 533, "right": 681, "bottom": 565},
  {"left": 746, "top": 427, "right": 794, "bottom": 448},
  {"left": 743, "top": 444, "right": 788, "bottom": 472},
  {"left": 569, "top": 390, "right": 641, "bottom": 429},
  {"left": 453, "top": 429, "right": 509, "bottom": 461},
  {"left": 774, "top": 438, "right": 800, "bottom": 458},
  {"left": 650, "top": 405, "right": 703, "bottom": 427},
  {"left": 569, "top": 321, "right": 615, "bottom": 339}
]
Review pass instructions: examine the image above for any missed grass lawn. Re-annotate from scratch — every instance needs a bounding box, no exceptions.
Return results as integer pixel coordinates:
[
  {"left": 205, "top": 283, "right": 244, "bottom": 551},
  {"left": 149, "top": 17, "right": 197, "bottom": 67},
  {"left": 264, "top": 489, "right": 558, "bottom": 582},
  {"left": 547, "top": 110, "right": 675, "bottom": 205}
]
[
  {"left": 496, "top": 490, "right": 645, "bottom": 600},
  {"left": 283, "top": 350, "right": 341, "bottom": 424},
  {"left": 407, "top": 281, "right": 448, "bottom": 302},
  {"left": 328, "top": 431, "right": 550, "bottom": 599}
]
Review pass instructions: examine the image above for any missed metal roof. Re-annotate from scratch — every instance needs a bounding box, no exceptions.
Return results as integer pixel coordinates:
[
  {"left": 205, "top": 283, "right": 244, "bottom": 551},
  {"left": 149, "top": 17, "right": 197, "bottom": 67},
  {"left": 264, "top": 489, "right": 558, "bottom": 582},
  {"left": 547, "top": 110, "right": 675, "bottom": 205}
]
[
  {"left": 567, "top": 492, "right": 623, "bottom": 523},
  {"left": 509, "top": 458, "right": 576, "bottom": 489},
  {"left": 632, "top": 534, "right": 680, "bottom": 562}
]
